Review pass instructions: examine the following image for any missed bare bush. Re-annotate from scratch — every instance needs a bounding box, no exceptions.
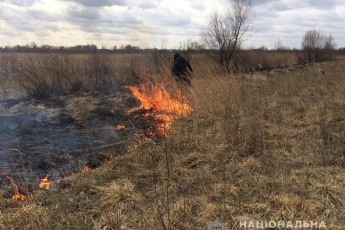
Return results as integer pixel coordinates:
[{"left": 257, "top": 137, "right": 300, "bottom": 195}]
[
  {"left": 12, "top": 54, "right": 70, "bottom": 98},
  {"left": 299, "top": 29, "right": 336, "bottom": 63},
  {"left": 201, "top": 0, "right": 254, "bottom": 72},
  {"left": 9, "top": 53, "right": 144, "bottom": 99}
]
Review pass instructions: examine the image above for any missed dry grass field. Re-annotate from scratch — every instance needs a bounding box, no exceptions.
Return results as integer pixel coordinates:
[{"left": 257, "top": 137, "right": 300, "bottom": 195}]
[{"left": 0, "top": 52, "right": 344, "bottom": 229}]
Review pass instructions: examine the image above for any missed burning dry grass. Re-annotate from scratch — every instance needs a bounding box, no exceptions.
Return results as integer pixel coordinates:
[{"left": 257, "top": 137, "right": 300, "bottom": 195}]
[
  {"left": 1, "top": 56, "right": 345, "bottom": 229},
  {"left": 125, "top": 79, "right": 193, "bottom": 136}
]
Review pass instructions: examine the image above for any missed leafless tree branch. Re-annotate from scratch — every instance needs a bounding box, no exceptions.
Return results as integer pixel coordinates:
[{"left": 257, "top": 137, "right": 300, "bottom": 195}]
[{"left": 201, "top": 0, "right": 254, "bottom": 72}]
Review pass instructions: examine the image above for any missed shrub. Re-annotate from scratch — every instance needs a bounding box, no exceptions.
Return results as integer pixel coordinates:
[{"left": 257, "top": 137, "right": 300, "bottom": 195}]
[
  {"left": 298, "top": 29, "right": 336, "bottom": 63},
  {"left": 11, "top": 53, "right": 125, "bottom": 98},
  {"left": 12, "top": 54, "right": 70, "bottom": 99}
]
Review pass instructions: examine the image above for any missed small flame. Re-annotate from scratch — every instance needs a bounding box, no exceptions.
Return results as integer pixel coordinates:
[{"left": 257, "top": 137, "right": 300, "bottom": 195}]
[
  {"left": 126, "top": 80, "right": 192, "bottom": 134},
  {"left": 6, "top": 176, "right": 27, "bottom": 201},
  {"left": 39, "top": 175, "right": 51, "bottom": 190},
  {"left": 82, "top": 165, "right": 91, "bottom": 172},
  {"left": 115, "top": 124, "right": 125, "bottom": 130}
]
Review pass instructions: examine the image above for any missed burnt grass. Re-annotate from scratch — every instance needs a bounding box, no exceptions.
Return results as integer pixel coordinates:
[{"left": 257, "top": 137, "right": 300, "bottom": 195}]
[
  {"left": 0, "top": 56, "right": 345, "bottom": 229},
  {"left": 0, "top": 86, "right": 166, "bottom": 198}
]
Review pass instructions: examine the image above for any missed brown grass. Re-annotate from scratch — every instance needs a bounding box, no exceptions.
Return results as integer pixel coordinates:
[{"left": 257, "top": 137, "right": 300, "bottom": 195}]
[
  {"left": 0, "top": 53, "right": 345, "bottom": 229},
  {"left": 0, "top": 53, "right": 155, "bottom": 99},
  {"left": 232, "top": 50, "right": 298, "bottom": 72}
]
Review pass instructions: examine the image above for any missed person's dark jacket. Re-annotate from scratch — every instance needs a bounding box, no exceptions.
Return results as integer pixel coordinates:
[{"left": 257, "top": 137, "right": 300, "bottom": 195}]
[{"left": 171, "top": 53, "right": 193, "bottom": 85}]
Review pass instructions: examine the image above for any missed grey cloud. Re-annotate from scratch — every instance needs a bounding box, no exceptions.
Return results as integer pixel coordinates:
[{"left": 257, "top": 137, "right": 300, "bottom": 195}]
[
  {"left": 65, "top": 5, "right": 143, "bottom": 35},
  {"left": 45, "top": 24, "right": 61, "bottom": 32},
  {"left": 124, "top": 0, "right": 163, "bottom": 10},
  {"left": 1, "top": 0, "right": 37, "bottom": 6},
  {"left": 137, "top": 1, "right": 158, "bottom": 9},
  {"left": 254, "top": 0, "right": 341, "bottom": 12},
  {"left": 1, "top": 27, "right": 23, "bottom": 37},
  {"left": 160, "top": 16, "right": 191, "bottom": 27},
  {"left": 252, "top": 0, "right": 275, "bottom": 6},
  {"left": 255, "top": 7, "right": 278, "bottom": 18},
  {"left": 254, "top": 24, "right": 273, "bottom": 34},
  {"left": 270, "top": 2, "right": 291, "bottom": 11},
  {"left": 306, "top": 0, "right": 339, "bottom": 9},
  {"left": 251, "top": 0, "right": 345, "bottom": 48},
  {"left": 0, "top": 1, "right": 62, "bottom": 37},
  {"left": 35, "top": 30, "right": 49, "bottom": 37},
  {"left": 7, "top": 18, "right": 37, "bottom": 32},
  {"left": 0, "top": 0, "right": 344, "bottom": 49},
  {"left": 29, "top": 9, "right": 62, "bottom": 21},
  {"left": 67, "top": 6, "right": 102, "bottom": 20},
  {"left": 62, "top": 0, "right": 127, "bottom": 7},
  {"left": 0, "top": 5, "right": 35, "bottom": 31}
]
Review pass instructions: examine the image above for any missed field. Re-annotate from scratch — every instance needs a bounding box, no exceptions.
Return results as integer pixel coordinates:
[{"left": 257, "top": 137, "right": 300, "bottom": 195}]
[{"left": 0, "top": 52, "right": 344, "bottom": 229}]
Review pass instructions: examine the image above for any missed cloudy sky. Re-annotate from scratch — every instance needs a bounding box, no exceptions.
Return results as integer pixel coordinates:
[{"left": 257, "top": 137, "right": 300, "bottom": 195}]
[{"left": 0, "top": 0, "right": 344, "bottom": 49}]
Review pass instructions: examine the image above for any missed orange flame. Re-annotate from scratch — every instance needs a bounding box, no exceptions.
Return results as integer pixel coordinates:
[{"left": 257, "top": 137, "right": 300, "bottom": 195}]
[
  {"left": 6, "top": 176, "right": 27, "bottom": 201},
  {"left": 39, "top": 175, "right": 51, "bottom": 190},
  {"left": 115, "top": 124, "right": 125, "bottom": 130},
  {"left": 82, "top": 165, "right": 91, "bottom": 172},
  {"left": 126, "top": 81, "right": 192, "bottom": 134}
]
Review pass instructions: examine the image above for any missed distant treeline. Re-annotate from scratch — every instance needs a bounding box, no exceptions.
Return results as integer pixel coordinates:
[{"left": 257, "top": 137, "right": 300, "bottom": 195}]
[
  {"left": 0, "top": 44, "right": 151, "bottom": 54},
  {"left": 1, "top": 43, "right": 345, "bottom": 54}
]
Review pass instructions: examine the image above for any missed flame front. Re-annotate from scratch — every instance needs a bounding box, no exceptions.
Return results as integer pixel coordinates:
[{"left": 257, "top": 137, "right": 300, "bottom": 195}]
[
  {"left": 7, "top": 176, "right": 27, "bottom": 201},
  {"left": 126, "top": 80, "right": 192, "bottom": 134},
  {"left": 115, "top": 124, "right": 125, "bottom": 130},
  {"left": 82, "top": 165, "right": 91, "bottom": 172},
  {"left": 39, "top": 175, "right": 51, "bottom": 190}
]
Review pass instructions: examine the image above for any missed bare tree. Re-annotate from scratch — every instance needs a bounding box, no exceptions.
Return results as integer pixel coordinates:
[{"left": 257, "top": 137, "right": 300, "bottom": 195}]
[
  {"left": 201, "top": 0, "right": 254, "bottom": 72},
  {"left": 299, "top": 29, "right": 336, "bottom": 63}
]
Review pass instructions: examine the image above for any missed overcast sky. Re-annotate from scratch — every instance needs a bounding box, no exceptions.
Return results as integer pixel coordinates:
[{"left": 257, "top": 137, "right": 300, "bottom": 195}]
[{"left": 0, "top": 0, "right": 344, "bottom": 49}]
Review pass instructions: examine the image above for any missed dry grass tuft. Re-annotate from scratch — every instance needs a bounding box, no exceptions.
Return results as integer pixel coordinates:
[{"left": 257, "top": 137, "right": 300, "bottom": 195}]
[{"left": 99, "top": 180, "right": 143, "bottom": 206}]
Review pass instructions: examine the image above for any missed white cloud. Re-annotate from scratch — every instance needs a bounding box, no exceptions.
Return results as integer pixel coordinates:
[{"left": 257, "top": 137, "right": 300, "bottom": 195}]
[{"left": 0, "top": 0, "right": 344, "bottom": 49}]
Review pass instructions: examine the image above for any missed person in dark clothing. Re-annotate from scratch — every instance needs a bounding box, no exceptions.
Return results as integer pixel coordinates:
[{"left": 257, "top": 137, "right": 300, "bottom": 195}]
[{"left": 171, "top": 53, "right": 193, "bottom": 85}]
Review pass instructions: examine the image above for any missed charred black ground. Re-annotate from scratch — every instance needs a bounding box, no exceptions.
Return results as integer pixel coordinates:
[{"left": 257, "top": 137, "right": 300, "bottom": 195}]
[{"left": 0, "top": 86, "right": 165, "bottom": 197}]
